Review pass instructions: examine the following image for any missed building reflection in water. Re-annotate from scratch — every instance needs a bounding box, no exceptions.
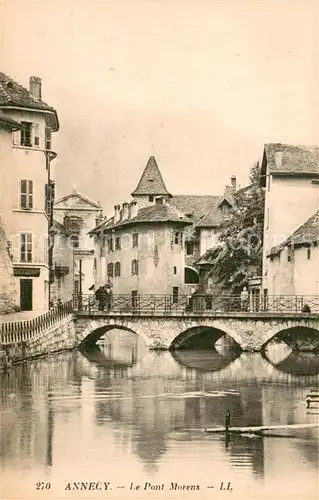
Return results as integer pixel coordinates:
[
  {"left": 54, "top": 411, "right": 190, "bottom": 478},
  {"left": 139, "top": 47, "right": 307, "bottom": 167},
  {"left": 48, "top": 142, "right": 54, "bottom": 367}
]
[{"left": 0, "top": 328, "right": 318, "bottom": 494}]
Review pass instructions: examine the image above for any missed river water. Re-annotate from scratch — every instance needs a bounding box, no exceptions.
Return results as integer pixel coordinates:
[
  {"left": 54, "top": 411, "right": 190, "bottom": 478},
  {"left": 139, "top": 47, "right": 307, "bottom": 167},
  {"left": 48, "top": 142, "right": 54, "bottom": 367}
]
[{"left": 1, "top": 330, "right": 318, "bottom": 500}]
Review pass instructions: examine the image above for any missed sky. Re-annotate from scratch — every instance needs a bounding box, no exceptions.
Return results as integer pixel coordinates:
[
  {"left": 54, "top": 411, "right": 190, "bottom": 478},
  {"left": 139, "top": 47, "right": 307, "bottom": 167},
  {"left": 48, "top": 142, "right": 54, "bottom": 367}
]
[{"left": 1, "top": 0, "right": 318, "bottom": 214}]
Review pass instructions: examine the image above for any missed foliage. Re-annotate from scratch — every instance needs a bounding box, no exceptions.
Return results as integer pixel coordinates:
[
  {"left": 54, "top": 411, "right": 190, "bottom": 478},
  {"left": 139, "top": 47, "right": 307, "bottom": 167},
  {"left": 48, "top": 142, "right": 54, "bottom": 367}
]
[{"left": 203, "top": 162, "right": 265, "bottom": 293}]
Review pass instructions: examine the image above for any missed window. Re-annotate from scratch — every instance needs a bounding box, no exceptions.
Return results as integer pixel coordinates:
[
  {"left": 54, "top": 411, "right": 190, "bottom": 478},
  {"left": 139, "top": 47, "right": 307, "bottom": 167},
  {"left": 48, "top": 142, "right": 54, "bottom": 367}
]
[
  {"left": 64, "top": 215, "right": 81, "bottom": 232},
  {"left": 107, "top": 262, "right": 114, "bottom": 277},
  {"left": 172, "top": 286, "right": 179, "bottom": 304},
  {"left": 115, "top": 236, "right": 121, "bottom": 250},
  {"left": 107, "top": 237, "right": 114, "bottom": 252},
  {"left": 186, "top": 242, "right": 194, "bottom": 255},
  {"left": 149, "top": 195, "right": 154, "bottom": 202},
  {"left": 45, "top": 127, "right": 52, "bottom": 151},
  {"left": 34, "top": 123, "right": 40, "bottom": 147},
  {"left": 131, "top": 259, "right": 139, "bottom": 275},
  {"left": 307, "top": 247, "right": 311, "bottom": 260},
  {"left": 70, "top": 234, "right": 79, "bottom": 248},
  {"left": 20, "top": 233, "right": 32, "bottom": 262},
  {"left": 115, "top": 261, "right": 121, "bottom": 277},
  {"left": 20, "top": 122, "right": 32, "bottom": 147},
  {"left": 266, "top": 208, "right": 269, "bottom": 230},
  {"left": 93, "top": 258, "right": 97, "bottom": 270},
  {"left": 173, "top": 231, "right": 183, "bottom": 245},
  {"left": 20, "top": 180, "right": 33, "bottom": 209},
  {"left": 287, "top": 246, "right": 293, "bottom": 262},
  {"left": 173, "top": 266, "right": 177, "bottom": 275},
  {"left": 132, "top": 233, "right": 139, "bottom": 248}
]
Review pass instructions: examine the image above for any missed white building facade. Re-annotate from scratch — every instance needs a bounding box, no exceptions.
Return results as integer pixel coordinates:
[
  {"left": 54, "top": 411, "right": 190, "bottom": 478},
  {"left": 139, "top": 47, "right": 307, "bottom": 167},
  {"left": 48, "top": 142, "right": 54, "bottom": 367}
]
[
  {"left": 52, "top": 190, "right": 102, "bottom": 303},
  {"left": 260, "top": 143, "right": 319, "bottom": 297},
  {"left": 0, "top": 73, "right": 59, "bottom": 311}
]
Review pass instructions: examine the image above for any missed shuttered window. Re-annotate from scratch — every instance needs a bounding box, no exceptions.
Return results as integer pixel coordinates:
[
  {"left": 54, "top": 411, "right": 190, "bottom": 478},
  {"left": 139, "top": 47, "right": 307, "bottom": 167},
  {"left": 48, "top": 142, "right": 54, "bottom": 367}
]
[{"left": 20, "top": 180, "right": 33, "bottom": 209}]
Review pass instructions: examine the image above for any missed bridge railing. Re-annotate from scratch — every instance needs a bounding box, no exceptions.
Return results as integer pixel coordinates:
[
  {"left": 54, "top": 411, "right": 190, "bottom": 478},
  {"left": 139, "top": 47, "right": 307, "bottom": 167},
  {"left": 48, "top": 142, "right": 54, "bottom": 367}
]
[
  {"left": 73, "top": 294, "right": 319, "bottom": 314},
  {"left": 0, "top": 300, "right": 74, "bottom": 346}
]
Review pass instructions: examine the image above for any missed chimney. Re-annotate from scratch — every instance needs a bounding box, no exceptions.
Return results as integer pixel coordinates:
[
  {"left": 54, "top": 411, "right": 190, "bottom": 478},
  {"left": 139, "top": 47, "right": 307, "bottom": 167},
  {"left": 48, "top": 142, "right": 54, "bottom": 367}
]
[
  {"left": 114, "top": 205, "right": 120, "bottom": 223},
  {"left": 275, "top": 151, "right": 283, "bottom": 167},
  {"left": 230, "top": 175, "right": 237, "bottom": 191},
  {"left": 130, "top": 201, "right": 138, "bottom": 219},
  {"left": 122, "top": 202, "right": 129, "bottom": 220},
  {"left": 95, "top": 212, "right": 103, "bottom": 226},
  {"left": 29, "top": 76, "right": 42, "bottom": 99}
]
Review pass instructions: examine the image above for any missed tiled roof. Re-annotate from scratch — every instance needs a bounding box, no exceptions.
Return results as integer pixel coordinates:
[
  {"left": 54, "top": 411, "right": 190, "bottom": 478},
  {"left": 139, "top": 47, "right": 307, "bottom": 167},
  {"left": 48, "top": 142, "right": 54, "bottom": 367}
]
[
  {"left": 131, "top": 156, "right": 172, "bottom": 196},
  {"left": 269, "top": 210, "right": 319, "bottom": 256},
  {"left": 0, "top": 72, "right": 59, "bottom": 130},
  {"left": 0, "top": 111, "right": 22, "bottom": 130},
  {"left": 171, "top": 195, "right": 233, "bottom": 228},
  {"left": 52, "top": 218, "right": 68, "bottom": 234},
  {"left": 94, "top": 203, "right": 192, "bottom": 233},
  {"left": 260, "top": 143, "right": 319, "bottom": 186}
]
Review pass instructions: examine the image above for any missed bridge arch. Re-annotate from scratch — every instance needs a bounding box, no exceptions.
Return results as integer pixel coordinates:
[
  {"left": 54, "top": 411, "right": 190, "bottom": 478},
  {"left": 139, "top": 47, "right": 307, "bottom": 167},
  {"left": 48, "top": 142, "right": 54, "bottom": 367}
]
[
  {"left": 169, "top": 321, "right": 242, "bottom": 350},
  {"left": 77, "top": 319, "right": 152, "bottom": 348},
  {"left": 262, "top": 323, "right": 319, "bottom": 352}
]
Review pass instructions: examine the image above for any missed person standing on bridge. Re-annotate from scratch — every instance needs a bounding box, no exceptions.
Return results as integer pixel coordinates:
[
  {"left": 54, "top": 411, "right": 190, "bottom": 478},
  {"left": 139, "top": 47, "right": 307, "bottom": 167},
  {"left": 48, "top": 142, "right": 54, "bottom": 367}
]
[
  {"left": 105, "top": 279, "right": 113, "bottom": 310},
  {"left": 95, "top": 285, "right": 107, "bottom": 311},
  {"left": 240, "top": 286, "right": 249, "bottom": 311}
]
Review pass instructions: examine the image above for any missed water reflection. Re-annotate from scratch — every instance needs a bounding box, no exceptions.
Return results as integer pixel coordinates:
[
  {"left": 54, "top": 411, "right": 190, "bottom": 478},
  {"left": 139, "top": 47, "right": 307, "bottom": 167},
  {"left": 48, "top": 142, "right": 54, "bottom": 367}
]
[
  {"left": 263, "top": 341, "right": 319, "bottom": 376},
  {"left": 0, "top": 330, "right": 318, "bottom": 500}
]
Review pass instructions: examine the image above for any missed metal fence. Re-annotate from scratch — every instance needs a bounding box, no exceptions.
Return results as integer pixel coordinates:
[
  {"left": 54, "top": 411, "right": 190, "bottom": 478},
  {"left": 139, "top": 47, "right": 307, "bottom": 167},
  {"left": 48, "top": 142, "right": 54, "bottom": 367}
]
[
  {"left": 0, "top": 300, "right": 74, "bottom": 346},
  {"left": 74, "top": 294, "right": 319, "bottom": 314}
]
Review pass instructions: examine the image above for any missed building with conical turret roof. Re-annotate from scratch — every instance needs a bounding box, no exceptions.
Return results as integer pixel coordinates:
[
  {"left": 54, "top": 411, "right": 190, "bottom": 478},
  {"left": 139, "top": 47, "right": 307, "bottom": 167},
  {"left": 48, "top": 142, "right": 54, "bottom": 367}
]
[
  {"left": 131, "top": 156, "right": 172, "bottom": 208},
  {"left": 90, "top": 156, "right": 235, "bottom": 299}
]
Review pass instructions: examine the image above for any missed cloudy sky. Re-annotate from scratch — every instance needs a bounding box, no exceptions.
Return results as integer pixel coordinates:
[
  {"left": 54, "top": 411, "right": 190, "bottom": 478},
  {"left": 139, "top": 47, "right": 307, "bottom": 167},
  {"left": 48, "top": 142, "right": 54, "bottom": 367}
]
[{"left": 1, "top": 1, "right": 318, "bottom": 213}]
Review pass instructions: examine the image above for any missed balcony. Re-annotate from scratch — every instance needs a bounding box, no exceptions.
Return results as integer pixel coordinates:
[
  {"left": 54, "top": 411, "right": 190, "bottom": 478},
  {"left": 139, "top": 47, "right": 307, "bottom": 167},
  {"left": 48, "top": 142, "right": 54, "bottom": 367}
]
[{"left": 54, "top": 263, "right": 70, "bottom": 278}]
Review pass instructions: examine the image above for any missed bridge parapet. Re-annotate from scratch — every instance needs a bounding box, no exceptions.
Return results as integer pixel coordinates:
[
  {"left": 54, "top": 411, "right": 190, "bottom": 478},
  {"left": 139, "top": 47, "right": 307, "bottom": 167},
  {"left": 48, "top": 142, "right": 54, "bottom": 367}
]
[{"left": 74, "top": 293, "right": 319, "bottom": 315}]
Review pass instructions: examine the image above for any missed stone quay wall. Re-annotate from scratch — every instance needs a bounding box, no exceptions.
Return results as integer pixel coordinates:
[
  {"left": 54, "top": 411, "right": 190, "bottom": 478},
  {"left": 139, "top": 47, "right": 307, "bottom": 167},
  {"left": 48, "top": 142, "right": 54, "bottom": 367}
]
[{"left": 0, "top": 314, "right": 76, "bottom": 368}]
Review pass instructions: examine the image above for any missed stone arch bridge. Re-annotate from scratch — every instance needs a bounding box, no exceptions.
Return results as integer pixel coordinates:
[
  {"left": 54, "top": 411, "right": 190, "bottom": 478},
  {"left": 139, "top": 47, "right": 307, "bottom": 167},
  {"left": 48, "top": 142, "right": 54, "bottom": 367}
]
[{"left": 74, "top": 311, "right": 319, "bottom": 352}]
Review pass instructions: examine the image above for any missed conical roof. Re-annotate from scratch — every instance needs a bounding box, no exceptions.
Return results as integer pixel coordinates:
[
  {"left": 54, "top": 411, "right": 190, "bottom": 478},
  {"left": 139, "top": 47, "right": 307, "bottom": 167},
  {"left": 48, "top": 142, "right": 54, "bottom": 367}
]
[{"left": 131, "top": 156, "right": 172, "bottom": 197}]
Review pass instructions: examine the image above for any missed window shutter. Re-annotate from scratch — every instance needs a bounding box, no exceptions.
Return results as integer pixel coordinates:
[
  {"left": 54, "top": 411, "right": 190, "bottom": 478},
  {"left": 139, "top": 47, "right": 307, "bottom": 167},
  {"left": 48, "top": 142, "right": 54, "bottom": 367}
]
[
  {"left": 45, "top": 127, "right": 52, "bottom": 151},
  {"left": 12, "top": 130, "right": 20, "bottom": 146},
  {"left": 28, "top": 181, "right": 33, "bottom": 209},
  {"left": 20, "top": 180, "right": 27, "bottom": 209},
  {"left": 33, "top": 123, "right": 40, "bottom": 147}
]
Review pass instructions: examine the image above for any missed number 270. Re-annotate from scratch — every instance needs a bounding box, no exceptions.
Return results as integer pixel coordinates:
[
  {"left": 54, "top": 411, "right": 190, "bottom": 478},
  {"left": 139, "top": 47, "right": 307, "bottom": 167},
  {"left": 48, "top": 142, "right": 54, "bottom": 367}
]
[{"left": 36, "top": 482, "right": 51, "bottom": 490}]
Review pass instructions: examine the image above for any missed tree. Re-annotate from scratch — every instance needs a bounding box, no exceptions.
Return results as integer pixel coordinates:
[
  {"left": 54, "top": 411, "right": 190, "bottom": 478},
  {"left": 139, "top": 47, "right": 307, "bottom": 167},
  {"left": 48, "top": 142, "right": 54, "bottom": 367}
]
[{"left": 202, "top": 162, "right": 265, "bottom": 294}]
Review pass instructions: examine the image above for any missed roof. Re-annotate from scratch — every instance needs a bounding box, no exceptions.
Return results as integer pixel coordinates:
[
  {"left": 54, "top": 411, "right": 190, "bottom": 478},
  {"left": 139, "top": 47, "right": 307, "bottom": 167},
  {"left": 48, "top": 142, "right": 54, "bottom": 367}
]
[
  {"left": 0, "top": 111, "right": 22, "bottom": 130},
  {"left": 171, "top": 194, "right": 233, "bottom": 228},
  {"left": 269, "top": 210, "right": 319, "bottom": 256},
  {"left": 0, "top": 72, "right": 59, "bottom": 131},
  {"left": 51, "top": 218, "right": 68, "bottom": 235},
  {"left": 260, "top": 143, "right": 319, "bottom": 186},
  {"left": 131, "top": 156, "right": 172, "bottom": 196},
  {"left": 92, "top": 203, "right": 192, "bottom": 233},
  {"left": 54, "top": 189, "right": 102, "bottom": 209}
]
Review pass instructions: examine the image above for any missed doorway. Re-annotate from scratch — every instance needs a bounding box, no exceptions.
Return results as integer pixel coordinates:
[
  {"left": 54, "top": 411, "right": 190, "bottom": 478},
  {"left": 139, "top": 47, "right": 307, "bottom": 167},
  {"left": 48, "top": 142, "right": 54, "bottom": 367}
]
[{"left": 20, "top": 279, "right": 33, "bottom": 311}]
